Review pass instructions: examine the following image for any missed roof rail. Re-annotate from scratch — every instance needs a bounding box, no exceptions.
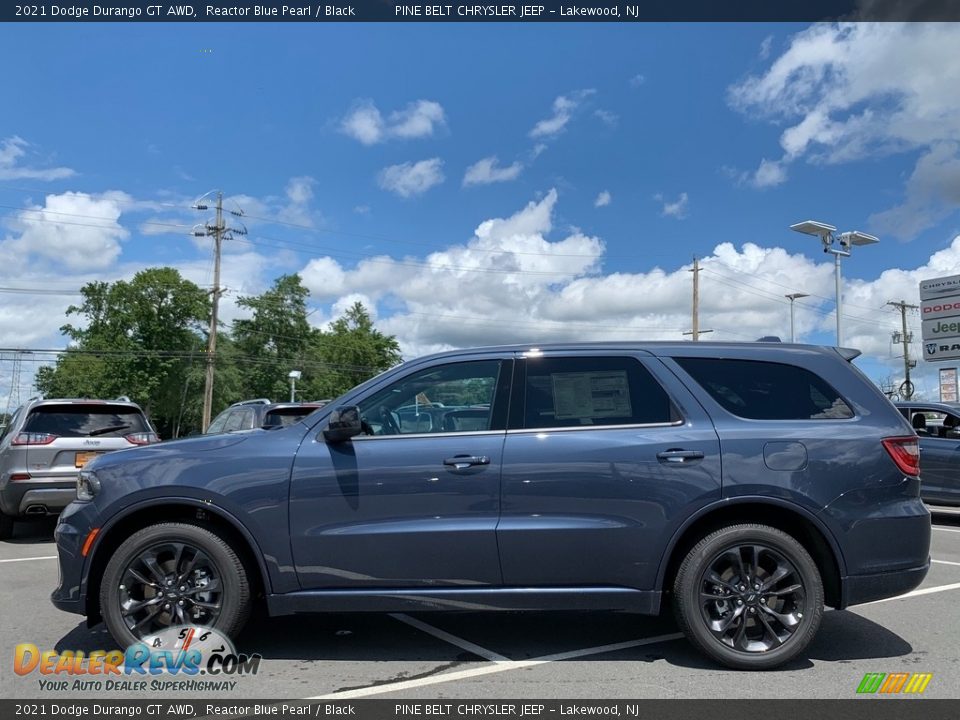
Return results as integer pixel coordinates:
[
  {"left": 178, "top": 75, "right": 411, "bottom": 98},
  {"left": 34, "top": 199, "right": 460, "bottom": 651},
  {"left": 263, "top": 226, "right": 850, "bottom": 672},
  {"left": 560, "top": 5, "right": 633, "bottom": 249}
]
[
  {"left": 115, "top": 395, "right": 132, "bottom": 402},
  {"left": 234, "top": 398, "right": 272, "bottom": 406}
]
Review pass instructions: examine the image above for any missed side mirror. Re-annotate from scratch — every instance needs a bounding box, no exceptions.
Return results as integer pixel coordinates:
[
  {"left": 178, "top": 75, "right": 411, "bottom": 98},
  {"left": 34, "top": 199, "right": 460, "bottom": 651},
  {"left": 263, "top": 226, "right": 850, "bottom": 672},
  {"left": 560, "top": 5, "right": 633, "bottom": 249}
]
[{"left": 323, "top": 405, "right": 363, "bottom": 443}]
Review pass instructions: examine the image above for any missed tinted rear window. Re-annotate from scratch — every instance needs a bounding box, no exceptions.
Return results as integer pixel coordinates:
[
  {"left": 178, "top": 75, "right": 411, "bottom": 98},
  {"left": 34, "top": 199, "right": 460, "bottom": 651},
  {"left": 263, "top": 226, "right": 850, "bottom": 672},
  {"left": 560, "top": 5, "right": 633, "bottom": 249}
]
[
  {"left": 264, "top": 407, "right": 316, "bottom": 427},
  {"left": 23, "top": 404, "right": 149, "bottom": 437},
  {"left": 675, "top": 358, "right": 854, "bottom": 420}
]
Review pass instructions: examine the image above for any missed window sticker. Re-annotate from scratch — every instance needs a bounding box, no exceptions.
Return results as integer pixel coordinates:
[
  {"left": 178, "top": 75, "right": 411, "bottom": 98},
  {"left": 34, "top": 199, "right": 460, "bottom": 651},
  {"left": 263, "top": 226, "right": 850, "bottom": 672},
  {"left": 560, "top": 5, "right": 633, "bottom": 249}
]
[{"left": 551, "top": 370, "right": 632, "bottom": 420}]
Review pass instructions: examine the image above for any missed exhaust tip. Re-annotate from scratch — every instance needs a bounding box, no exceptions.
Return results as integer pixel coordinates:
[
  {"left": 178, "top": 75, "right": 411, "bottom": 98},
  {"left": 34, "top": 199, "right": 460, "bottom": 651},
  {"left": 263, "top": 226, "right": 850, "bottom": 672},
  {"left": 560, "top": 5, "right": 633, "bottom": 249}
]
[{"left": 24, "top": 505, "right": 48, "bottom": 515}]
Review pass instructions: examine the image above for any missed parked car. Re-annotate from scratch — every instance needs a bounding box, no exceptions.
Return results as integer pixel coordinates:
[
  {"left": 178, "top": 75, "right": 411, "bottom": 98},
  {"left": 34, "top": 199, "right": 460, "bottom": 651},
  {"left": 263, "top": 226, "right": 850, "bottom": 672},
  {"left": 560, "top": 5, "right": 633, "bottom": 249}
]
[
  {"left": 205, "top": 399, "right": 327, "bottom": 433},
  {"left": 895, "top": 401, "right": 960, "bottom": 506},
  {"left": 0, "top": 398, "right": 158, "bottom": 539},
  {"left": 52, "top": 343, "right": 930, "bottom": 669}
]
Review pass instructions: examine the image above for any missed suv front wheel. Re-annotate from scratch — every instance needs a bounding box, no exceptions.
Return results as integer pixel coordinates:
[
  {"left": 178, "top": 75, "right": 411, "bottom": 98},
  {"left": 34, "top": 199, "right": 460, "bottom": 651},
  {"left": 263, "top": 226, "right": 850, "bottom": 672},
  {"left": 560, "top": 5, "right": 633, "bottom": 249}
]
[
  {"left": 673, "top": 523, "right": 824, "bottom": 670},
  {"left": 100, "top": 522, "right": 252, "bottom": 647}
]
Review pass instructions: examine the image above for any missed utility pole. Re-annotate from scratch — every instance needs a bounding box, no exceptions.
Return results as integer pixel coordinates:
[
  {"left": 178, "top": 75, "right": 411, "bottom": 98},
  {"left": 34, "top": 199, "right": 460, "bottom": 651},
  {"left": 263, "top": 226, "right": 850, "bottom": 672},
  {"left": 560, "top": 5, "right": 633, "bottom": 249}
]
[
  {"left": 888, "top": 300, "right": 918, "bottom": 400},
  {"left": 193, "top": 191, "right": 246, "bottom": 431},
  {"left": 690, "top": 256, "right": 700, "bottom": 342}
]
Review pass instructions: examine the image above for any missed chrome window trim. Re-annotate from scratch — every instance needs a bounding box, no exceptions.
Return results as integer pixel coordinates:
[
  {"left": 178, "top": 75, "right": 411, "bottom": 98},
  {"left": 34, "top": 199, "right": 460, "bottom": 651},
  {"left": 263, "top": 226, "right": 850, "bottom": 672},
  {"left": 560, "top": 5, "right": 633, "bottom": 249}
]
[
  {"left": 350, "top": 429, "right": 505, "bottom": 441},
  {"left": 507, "top": 419, "right": 685, "bottom": 434}
]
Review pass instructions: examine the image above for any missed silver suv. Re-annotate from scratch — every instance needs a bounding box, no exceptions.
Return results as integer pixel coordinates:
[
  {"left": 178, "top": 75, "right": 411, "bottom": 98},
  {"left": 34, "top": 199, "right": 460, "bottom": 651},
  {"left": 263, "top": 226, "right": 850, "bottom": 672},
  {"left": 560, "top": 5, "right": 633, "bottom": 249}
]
[{"left": 0, "top": 398, "right": 158, "bottom": 538}]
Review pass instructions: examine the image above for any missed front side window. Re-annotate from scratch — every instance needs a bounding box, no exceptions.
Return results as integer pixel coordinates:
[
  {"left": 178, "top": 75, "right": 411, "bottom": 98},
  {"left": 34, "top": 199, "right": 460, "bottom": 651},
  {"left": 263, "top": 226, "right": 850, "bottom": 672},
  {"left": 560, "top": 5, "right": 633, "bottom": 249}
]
[
  {"left": 522, "top": 356, "right": 676, "bottom": 429},
  {"left": 357, "top": 360, "right": 503, "bottom": 436},
  {"left": 675, "top": 358, "right": 854, "bottom": 420}
]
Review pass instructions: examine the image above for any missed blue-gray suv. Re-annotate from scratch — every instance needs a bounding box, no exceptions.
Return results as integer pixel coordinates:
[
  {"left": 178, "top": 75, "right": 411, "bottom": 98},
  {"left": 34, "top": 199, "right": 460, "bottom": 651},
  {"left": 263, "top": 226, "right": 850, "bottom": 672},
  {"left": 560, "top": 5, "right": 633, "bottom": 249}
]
[{"left": 51, "top": 342, "right": 931, "bottom": 669}]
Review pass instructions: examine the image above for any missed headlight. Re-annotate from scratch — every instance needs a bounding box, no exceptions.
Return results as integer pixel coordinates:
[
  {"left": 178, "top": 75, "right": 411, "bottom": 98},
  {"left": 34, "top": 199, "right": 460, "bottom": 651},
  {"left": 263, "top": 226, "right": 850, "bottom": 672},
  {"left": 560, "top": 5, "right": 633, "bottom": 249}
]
[{"left": 77, "top": 470, "right": 101, "bottom": 501}]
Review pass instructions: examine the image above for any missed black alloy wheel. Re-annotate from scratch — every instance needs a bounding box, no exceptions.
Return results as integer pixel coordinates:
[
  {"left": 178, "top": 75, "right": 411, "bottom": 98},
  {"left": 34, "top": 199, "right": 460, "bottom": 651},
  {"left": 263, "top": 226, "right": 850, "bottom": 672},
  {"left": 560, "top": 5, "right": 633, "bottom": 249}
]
[
  {"left": 117, "top": 541, "right": 224, "bottom": 635},
  {"left": 101, "top": 522, "right": 251, "bottom": 647},
  {"left": 698, "top": 544, "right": 805, "bottom": 653},
  {"left": 673, "top": 523, "right": 824, "bottom": 670}
]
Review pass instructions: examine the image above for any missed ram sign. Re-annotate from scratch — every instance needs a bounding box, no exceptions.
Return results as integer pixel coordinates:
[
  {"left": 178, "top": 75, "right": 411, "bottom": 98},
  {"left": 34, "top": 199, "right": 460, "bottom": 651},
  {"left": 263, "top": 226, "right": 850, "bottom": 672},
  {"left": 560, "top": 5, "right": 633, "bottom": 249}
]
[{"left": 921, "top": 275, "right": 960, "bottom": 362}]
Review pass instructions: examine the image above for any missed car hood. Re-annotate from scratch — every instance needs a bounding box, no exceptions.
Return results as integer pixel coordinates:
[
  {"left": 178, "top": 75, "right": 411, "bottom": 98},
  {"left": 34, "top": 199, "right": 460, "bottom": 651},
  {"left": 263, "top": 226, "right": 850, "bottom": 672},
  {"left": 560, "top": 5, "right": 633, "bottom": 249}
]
[{"left": 87, "top": 433, "right": 250, "bottom": 470}]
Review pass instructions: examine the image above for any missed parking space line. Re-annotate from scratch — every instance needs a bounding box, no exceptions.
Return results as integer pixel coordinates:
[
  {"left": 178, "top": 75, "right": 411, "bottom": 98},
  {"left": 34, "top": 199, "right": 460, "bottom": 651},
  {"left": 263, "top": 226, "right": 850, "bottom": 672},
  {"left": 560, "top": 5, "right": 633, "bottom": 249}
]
[
  {"left": 933, "top": 526, "right": 960, "bottom": 534},
  {"left": 308, "top": 631, "right": 684, "bottom": 700},
  {"left": 0, "top": 555, "right": 56, "bottom": 564},
  {"left": 389, "top": 613, "right": 509, "bottom": 663},
  {"left": 931, "top": 559, "right": 960, "bottom": 567},
  {"left": 860, "top": 580, "right": 960, "bottom": 605}
]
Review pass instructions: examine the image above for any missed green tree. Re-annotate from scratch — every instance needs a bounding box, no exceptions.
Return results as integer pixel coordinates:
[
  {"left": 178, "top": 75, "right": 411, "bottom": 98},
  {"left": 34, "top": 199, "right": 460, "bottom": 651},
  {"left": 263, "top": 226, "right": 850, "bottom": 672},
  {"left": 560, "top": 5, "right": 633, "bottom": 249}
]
[
  {"left": 35, "top": 268, "right": 211, "bottom": 437},
  {"left": 307, "top": 302, "right": 402, "bottom": 399},
  {"left": 231, "top": 274, "right": 317, "bottom": 401}
]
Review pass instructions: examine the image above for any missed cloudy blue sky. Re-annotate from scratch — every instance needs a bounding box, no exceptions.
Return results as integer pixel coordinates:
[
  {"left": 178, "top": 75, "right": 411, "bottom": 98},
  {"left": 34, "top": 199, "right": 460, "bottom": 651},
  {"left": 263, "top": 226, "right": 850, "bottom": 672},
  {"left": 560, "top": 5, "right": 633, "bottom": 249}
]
[{"left": 2, "top": 22, "right": 960, "bottom": 401}]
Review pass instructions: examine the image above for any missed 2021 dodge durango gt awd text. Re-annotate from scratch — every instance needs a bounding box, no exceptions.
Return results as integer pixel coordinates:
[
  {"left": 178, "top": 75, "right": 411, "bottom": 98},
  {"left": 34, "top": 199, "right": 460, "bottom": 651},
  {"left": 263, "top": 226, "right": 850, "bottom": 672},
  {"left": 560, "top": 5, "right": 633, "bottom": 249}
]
[{"left": 51, "top": 343, "right": 931, "bottom": 669}]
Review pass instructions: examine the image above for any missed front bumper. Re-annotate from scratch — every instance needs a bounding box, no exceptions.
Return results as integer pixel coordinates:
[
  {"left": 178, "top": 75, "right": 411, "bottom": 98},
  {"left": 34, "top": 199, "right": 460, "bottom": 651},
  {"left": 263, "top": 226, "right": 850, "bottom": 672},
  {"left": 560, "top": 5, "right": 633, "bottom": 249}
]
[
  {"left": 841, "top": 560, "right": 929, "bottom": 608},
  {"left": 51, "top": 500, "right": 96, "bottom": 616}
]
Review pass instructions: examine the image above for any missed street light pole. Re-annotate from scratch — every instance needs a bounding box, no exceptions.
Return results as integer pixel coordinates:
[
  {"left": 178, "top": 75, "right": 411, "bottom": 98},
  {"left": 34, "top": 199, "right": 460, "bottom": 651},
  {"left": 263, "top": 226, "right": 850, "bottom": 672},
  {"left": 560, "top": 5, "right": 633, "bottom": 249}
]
[
  {"left": 790, "top": 221, "right": 879, "bottom": 347},
  {"left": 288, "top": 369, "right": 301, "bottom": 403},
  {"left": 785, "top": 293, "right": 809, "bottom": 343}
]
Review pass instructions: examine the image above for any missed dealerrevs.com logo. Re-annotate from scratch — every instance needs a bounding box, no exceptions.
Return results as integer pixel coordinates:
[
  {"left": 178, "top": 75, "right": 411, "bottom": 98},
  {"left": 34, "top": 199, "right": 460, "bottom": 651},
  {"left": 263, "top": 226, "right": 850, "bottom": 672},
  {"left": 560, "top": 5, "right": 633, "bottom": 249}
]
[
  {"left": 14, "top": 626, "right": 261, "bottom": 692},
  {"left": 856, "top": 672, "right": 933, "bottom": 695}
]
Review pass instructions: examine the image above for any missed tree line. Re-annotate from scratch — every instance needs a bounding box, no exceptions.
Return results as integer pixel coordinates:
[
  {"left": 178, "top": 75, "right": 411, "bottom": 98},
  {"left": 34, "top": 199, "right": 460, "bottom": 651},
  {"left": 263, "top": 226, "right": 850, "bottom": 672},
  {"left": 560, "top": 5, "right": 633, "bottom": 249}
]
[{"left": 34, "top": 268, "right": 402, "bottom": 438}]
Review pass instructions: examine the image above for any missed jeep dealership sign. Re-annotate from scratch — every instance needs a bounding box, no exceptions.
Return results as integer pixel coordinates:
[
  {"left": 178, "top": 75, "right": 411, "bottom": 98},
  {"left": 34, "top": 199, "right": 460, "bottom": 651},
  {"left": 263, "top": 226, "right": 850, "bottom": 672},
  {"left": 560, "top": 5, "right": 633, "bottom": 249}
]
[{"left": 921, "top": 274, "right": 960, "bottom": 361}]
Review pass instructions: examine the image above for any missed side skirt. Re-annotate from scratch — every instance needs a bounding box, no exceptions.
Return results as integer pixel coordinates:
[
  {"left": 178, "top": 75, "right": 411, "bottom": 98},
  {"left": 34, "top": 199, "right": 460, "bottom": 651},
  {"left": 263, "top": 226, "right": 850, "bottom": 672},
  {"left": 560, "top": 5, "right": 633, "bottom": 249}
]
[{"left": 266, "top": 587, "right": 662, "bottom": 616}]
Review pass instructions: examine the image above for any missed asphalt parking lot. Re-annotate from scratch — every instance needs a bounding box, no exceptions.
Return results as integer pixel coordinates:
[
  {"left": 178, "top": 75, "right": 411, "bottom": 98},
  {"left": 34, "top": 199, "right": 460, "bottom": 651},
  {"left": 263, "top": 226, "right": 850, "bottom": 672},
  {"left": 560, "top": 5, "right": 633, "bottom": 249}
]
[{"left": 3, "top": 513, "right": 960, "bottom": 700}]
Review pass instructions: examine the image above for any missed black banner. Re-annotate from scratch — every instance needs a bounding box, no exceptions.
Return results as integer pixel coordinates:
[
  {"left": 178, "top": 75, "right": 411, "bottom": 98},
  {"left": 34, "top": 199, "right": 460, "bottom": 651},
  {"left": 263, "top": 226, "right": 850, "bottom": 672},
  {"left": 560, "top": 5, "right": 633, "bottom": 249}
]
[
  {"left": 4, "top": 0, "right": 960, "bottom": 23},
  {"left": 3, "top": 700, "right": 960, "bottom": 720}
]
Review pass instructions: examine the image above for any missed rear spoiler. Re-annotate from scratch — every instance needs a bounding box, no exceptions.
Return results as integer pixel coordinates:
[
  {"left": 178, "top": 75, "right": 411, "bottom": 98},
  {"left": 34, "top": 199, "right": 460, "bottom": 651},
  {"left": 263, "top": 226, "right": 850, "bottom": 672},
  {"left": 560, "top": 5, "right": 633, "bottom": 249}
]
[{"left": 835, "top": 347, "right": 862, "bottom": 361}]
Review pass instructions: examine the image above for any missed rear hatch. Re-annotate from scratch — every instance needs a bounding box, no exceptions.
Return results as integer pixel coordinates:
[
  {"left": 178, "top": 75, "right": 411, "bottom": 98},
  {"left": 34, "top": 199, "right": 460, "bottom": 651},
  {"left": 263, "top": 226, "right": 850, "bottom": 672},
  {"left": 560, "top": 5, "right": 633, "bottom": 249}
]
[{"left": 17, "top": 403, "right": 156, "bottom": 480}]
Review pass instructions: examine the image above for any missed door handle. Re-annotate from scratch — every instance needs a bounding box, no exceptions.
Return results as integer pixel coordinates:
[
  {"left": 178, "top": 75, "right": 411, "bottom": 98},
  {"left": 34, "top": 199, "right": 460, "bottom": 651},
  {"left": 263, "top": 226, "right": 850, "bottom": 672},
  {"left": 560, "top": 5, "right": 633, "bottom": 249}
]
[
  {"left": 443, "top": 455, "right": 491, "bottom": 470},
  {"left": 656, "top": 449, "right": 705, "bottom": 464}
]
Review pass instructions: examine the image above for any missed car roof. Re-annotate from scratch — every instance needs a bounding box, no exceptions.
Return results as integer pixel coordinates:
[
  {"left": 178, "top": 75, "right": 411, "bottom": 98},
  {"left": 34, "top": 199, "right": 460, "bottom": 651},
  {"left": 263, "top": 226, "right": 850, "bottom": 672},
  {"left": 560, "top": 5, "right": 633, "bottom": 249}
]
[
  {"left": 27, "top": 398, "right": 143, "bottom": 409},
  {"left": 895, "top": 401, "right": 960, "bottom": 411},
  {"left": 409, "top": 341, "right": 853, "bottom": 364}
]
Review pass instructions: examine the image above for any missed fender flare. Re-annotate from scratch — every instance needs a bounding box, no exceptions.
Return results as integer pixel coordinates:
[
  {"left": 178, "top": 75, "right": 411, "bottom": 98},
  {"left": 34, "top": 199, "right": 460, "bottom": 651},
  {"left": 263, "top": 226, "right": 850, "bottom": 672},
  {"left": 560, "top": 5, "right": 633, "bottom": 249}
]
[
  {"left": 654, "top": 495, "right": 848, "bottom": 590},
  {"left": 85, "top": 496, "right": 273, "bottom": 596}
]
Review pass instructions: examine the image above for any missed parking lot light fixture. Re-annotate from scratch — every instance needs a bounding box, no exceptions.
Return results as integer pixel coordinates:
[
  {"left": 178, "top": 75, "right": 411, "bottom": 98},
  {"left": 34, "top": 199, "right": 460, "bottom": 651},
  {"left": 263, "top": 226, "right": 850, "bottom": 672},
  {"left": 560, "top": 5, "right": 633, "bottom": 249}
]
[
  {"left": 785, "top": 293, "right": 809, "bottom": 343},
  {"left": 288, "top": 369, "right": 302, "bottom": 402},
  {"left": 790, "top": 221, "right": 879, "bottom": 346}
]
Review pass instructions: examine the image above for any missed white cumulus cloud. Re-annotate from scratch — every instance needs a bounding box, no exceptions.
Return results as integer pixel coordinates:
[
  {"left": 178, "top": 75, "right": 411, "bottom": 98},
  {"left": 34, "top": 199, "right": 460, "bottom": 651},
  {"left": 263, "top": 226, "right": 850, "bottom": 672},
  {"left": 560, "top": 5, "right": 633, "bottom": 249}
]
[
  {"left": 594, "top": 191, "right": 612, "bottom": 207},
  {"left": 463, "top": 156, "right": 524, "bottom": 186},
  {"left": 341, "top": 100, "right": 446, "bottom": 145},
  {"left": 530, "top": 90, "right": 595, "bottom": 139},
  {"left": 728, "top": 23, "right": 960, "bottom": 237},
  {"left": 0, "top": 136, "right": 75, "bottom": 181},
  {"left": 378, "top": 158, "right": 445, "bottom": 198},
  {"left": 655, "top": 192, "right": 689, "bottom": 218}
]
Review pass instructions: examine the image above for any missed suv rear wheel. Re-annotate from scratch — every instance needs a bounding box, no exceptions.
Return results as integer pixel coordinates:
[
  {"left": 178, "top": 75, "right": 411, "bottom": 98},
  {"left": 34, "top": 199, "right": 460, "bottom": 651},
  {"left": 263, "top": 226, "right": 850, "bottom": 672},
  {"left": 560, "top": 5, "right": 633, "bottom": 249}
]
[
  {"left": 673, "top": 523, "right": 824, "bottom": 670},
  {"left": 100, "top": 522, "right": 252, "bottom": 647}
]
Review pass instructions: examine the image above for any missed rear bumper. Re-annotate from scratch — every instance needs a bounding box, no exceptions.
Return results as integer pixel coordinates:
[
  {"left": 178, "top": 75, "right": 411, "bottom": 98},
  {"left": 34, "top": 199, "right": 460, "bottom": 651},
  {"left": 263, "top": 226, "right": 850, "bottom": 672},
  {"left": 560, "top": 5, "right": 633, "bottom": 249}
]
[
  {"left": 841, "top": 560, "right": 929, "bottom": 608},
  {"left": 1, "top": 478, "right": 75, "bottom": 517}
]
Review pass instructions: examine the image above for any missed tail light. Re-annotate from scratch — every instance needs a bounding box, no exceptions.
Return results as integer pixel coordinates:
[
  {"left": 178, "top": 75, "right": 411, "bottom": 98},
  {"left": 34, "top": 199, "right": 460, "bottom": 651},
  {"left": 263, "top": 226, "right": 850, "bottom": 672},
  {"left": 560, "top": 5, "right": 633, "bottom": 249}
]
[
  {"left": 11, "top": 433, "right": 57, "bottom": 446},
  {"left": 882, "top": 436, "right": 920, "bottom": 476},
  {"left": 9, "top": 473, "right": 31, "bottom": 482},
  {"left": 124, "top": 432, "right": 160, "bottom": 445}
]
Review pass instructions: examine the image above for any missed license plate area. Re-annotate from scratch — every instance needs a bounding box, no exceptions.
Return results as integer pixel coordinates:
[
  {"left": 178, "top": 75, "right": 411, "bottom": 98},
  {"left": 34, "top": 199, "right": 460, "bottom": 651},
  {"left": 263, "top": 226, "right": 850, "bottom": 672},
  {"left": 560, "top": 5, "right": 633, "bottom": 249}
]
[{"left": 75, "top": 451, "right": 101, "bottom": 468}]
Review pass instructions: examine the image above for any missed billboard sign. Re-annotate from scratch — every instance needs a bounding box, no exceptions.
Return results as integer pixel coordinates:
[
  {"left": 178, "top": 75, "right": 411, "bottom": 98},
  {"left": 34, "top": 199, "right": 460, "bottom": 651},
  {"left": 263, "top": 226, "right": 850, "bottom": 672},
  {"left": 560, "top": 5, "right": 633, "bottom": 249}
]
[{"left": 921, "top": 275, "right": 960, "bottom": 361}]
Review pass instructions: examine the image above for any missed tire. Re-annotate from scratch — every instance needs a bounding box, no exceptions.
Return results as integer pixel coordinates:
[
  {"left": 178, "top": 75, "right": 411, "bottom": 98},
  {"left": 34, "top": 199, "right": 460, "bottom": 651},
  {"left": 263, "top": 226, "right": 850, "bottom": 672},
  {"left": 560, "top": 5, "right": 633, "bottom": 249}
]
[
  {"left": 0, "top": 510, "right": 14, "bottom": 540},
  {"left": 100, "top": 522, "right": 251, "bottom": 648},
  {"left": 673, "top": 523, "right": 824, "bottom": 670}
]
